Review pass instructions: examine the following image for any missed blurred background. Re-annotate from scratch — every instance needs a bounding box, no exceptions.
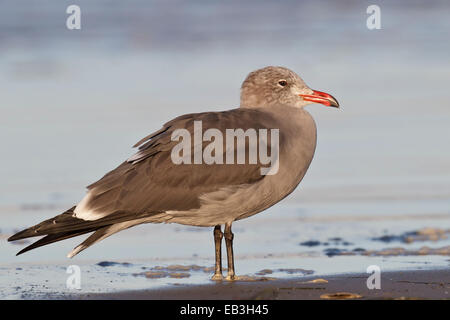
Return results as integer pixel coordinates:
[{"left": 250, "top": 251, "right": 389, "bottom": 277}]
[
  {"left": 0, "top": 0, "right": 449, "bottom": 297},
  {"left": 1, "top": 0, "right": 450, "bottom": 207}
]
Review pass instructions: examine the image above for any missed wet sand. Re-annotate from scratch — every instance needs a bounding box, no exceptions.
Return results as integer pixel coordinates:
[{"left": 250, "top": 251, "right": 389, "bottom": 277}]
[
  {"left": 1, "top": 0, "right": 450, "bottom": 302},
  {"left": 2, "top": 209, "right": 450, "bottom": 299},
  {"left": 70, "top": 269, "right": 450, "bottom": 300}
]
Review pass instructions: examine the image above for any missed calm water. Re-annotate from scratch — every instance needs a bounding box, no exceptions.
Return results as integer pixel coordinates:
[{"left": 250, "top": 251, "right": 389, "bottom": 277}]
[{"left": 0, "top": 0, "right": 449, "bottom": 298}]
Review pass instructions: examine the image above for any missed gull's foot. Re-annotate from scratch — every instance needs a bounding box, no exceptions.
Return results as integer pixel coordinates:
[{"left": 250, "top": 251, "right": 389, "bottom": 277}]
[
  {"left": 225, "top": 273, "right": 236, "bottom": 281},
  {"left": 211, "top": 273, "right": 224, "bottom": 281}
]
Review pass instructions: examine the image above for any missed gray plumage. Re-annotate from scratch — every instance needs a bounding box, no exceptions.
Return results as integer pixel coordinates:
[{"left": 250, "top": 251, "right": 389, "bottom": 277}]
[{"left": 8, "top": 66, "right": 338, "bottom": 274}]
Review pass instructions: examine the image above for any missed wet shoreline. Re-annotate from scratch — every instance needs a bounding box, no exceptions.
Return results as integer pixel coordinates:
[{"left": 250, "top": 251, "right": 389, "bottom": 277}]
[
  {"left": 2, "top": 203, "right": 450, "bottom": 299},
  {"left": 45, "top": 268, "right": 450, "bottom": 300}
]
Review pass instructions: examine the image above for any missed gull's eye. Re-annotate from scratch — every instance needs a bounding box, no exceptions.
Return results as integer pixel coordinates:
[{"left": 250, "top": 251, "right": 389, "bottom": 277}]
[{"left": 278, "top": 80, "right": 288, "bottom": 87}]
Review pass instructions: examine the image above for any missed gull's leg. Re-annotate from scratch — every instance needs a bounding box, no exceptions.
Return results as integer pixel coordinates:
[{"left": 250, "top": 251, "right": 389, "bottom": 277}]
[
  {"left": 224, "top": 222, "right": 236, "bottom": 281},
  {"left": 211, "top": 225, "right": 223, "bottom": 281}
]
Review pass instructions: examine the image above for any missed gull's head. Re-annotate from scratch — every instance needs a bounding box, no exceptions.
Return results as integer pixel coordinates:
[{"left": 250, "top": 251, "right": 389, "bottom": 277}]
[{"left": 240, "top": 66, "right": 339, "bottom": 109}]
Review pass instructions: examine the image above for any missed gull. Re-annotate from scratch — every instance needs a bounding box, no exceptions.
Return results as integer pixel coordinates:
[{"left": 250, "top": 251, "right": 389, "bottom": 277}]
[{"left": 8, "top": 66, "right": 339, "bottom": 281}]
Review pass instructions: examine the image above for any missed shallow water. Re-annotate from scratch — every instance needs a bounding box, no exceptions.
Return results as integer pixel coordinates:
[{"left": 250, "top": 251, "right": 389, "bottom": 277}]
[
  {"left": 1, "top": 200, "right": 449, "bottom": 299},
  {"left": 1, "top": 0, "right": 450, "bottom": 298}
]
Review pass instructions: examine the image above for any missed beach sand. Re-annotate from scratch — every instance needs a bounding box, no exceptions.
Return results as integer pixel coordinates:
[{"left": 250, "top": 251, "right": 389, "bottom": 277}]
[
  {"left": 67, "top": 269, "right": 450, "bottom": 300},
  {"left": 1, "top": 0, "right": 450, "bottom": 301},
  {"left": 2, "top": 204, "right": 450, "bottom": 299}
]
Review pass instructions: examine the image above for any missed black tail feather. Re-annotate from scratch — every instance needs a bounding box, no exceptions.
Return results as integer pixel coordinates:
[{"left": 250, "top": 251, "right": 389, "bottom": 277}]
[
  {"left": 8, "top": 206, "right": 140, "bottom": 242},
  {"left": 8, "top": 207, "right": 78, "bottom": 242},
  {"left": 8, "top": 205, "right": 150, "bottom": 256},
  {"left": 16, "top": 227, "right": 99, "bottom": 256}
]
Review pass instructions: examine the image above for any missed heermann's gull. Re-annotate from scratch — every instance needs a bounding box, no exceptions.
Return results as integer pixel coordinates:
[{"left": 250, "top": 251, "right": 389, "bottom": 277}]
[{"left": 8, "top": 66, "right": 339, "bottom": 280}]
